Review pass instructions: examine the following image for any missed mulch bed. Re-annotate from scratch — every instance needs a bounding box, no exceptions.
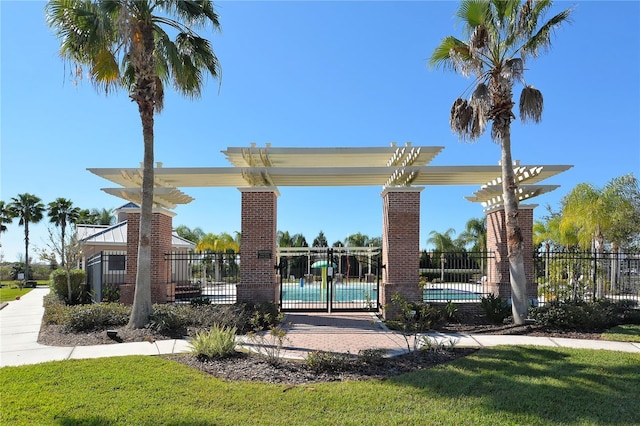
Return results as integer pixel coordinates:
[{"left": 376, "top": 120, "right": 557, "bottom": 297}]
[{"left": 37, "top": 318, "right": 604, "bottom": 385}]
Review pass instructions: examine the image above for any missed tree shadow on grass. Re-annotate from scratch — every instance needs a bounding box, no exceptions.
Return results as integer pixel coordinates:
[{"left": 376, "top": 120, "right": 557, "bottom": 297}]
[{"left": 387, "top": 346, "right": 640, "bottom": 424}]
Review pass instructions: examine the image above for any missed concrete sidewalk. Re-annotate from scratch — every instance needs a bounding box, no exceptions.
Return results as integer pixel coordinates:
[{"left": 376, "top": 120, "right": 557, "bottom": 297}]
[{"left": 1, "top": 286, "right": 639, "bottom": 368}]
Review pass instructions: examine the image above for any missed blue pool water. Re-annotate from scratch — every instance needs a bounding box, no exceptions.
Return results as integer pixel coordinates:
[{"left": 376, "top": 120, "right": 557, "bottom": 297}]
[
  {"left": 281, "top": 282, "right": 377, "bottom": 302},
  {"left": 423, "top": 288, "right": 482, "bottom": 301}
]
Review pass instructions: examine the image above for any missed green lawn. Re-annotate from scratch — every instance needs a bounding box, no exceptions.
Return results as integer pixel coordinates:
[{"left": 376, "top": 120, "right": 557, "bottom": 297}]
[
  {"left": 2, "top": 347, "right": 639, "bottom": 425},
  {"left": 602, "top": 324, "right": 640, "bottom": 343},
  {"left": 0, "top": 286, "right": 33, "bottom": 303}
]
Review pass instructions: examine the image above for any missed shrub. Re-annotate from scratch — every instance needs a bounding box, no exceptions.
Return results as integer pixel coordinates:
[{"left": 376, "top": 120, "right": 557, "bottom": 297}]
[
  {"left": 246, "top": 301, "right": 283, "bottom": 331},
  {"left": 101, "top": 283, "right": 120, "bottom": 303},
  {"left": 243, "top": 326, "right": 289, "bottom": 365},
  {"left": 189, "top": 297, "right": 211, "bottom": 306},
  {"left": 357, "top": 348, "right": 386, "bottom": 366},
  {"left": 60, "top": 303, "right": 130, "bottom": 332},
  {"left": 50, "top": 269, "right": 90, "bottom": 305},
  {"left": 42, "top": 293, "right": 68, "bottom": 325},
  {"left": 480, "top": 294, "right": 511, "bottom": 324},
  {"left": 190, "top": 324, "right": 237, "bottom": 360},
  {"left": 530, "top": 300, "right": 640, "bottom": 329},
  {"left": 385, "top": 293, "right": 444, "bottom": 351},
  {"left": 149, "top": 304, "right": 191, "bottom": 333},
  {"left": 305, "top": 350, "right": 355, "bottom": 373}
]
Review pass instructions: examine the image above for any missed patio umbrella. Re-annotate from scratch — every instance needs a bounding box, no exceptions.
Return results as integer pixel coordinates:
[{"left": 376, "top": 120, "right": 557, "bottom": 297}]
[{"left": 311, "top": 260, "right": 337, "bottom": 268}]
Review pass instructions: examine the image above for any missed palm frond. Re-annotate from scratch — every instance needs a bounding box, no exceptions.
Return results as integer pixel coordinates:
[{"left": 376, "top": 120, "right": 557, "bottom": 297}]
[
  {"left": 429, "top": 36, "right": 469, "bottom": 70},
  {"left": 501, "top": 57, "right": 524, "bottom": 82},
  {"left": 450, "top": 98, "right": 477, "bottom": 141},
  {"left": 521, "top": 7, "right": 573, "bottom": 59},
  {"left": 470, "top": 83, "right": 490, "bottom": 137},
  {"left": 519, "top": 85, "right": 543, "bottom": 123},
  {"left": 458, "top": 0, "right": 490, "bottom": 32},
  {"left": 470, "top": 24, "right": 490, "bottom": 52}
]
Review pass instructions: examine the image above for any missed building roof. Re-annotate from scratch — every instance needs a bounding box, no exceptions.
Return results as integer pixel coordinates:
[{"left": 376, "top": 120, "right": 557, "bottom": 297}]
[
  {"left": 78, "top": 222, "right": 195, "bottom": 249},
  {"left": 87, "top": 144, "right": 573, "bottom": 209}
]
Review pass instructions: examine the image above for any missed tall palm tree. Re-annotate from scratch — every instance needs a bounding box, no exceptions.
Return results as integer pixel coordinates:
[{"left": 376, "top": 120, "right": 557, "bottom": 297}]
[
  {"left": 47, "top": 0, "right": 221, "bottom": 327},
  {"left": 48, "top": 198, "right": 81, "bottom": 267},
  {"left": 430, "top": 0, "right": 572, "bottom": 324},
  {"left": 8, "top": 193, "right": 46, "bottom": 282}
]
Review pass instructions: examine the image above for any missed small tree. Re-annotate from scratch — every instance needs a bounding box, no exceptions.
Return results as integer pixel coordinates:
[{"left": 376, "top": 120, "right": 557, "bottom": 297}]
[{"left": 38, "top": 226, "right": 82, "bottom": 303}]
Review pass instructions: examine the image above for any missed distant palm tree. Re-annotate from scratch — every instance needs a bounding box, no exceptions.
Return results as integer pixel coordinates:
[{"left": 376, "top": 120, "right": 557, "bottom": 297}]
[
  {"left": 48, "top": 198, "right": 81, "bottom": 268},
  {"left": 458, "top": 217, "right": 487, "bottom": 252},
  {"left": 0, "top": 200, "right": 13, "bottom": 236},
  {"left": 175, "top": 225, "right": 205, "bottom": 245},
  {"left": 430, "top": 0, "right": 572, "bottom": 324},
  {"left": 47, "top": 0, "right": 221, "bottom": 328},
  {"left": 196, "top": 233, "right": 239, "bottom": 282},
  {"left": 77, "top": 208, "right": 114, "bottom": 225},
  {"left": 277, "top": 231, "right": 308, "bottom": 279},
  {"left": 8, "top": 193, "right": 45, "bottom": 281},
  {"left": 426, "top": 228, "right": 460, "bottom": 253}
]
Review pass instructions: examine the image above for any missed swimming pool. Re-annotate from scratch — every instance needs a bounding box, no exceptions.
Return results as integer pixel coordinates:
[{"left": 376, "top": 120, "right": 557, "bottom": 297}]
[
  {"left": 281, "top": 282, "right": 377, "bottom": 302},
  {"left": 423, "top": 288, "right": 482, "bottom": 301}
]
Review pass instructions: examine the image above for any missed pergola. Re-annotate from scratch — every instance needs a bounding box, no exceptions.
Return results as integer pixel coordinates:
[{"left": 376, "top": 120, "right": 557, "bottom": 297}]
[
  {"left": 88, "top": 143, "right": 572, "bottom": 314},
  {"left": 89, "top": 142, "right": 569, "bottom": 208}
]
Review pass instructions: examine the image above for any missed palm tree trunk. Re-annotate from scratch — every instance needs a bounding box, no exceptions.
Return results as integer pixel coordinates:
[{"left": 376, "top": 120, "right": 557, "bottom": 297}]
[
  {"left": 499, "top": 122, "right": 528, "bottom": 325},
  {"left": 24, "top": 221, "right": 29, "bottom": 282},
  {"left": 128, "top": 22, "right": 156, "bottom": 328}
]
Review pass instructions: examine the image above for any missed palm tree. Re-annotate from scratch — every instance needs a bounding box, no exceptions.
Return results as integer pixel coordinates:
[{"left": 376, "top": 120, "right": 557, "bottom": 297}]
[
  {"left": 48, "top": 198, "right": 81, "bottom": 267},
  {"left": 8, "top": 193, "right": 46, "bottom": 282},
  {"left": 77, "top": 208, "right": 115, "bottom": 225},
  {"left": 458, "top": 217, "right": 487, "bottom": 252},
  {"left": 430, "top": 0, "right": 572, "bottom": 324},
  {"left": 196, "top": 233, "right": 239, "bottom": 283},
  {"left": 277, "top": 231, "right": 308, "bottom": 279},
  {"left": 47, "top": 0, "right": 221, "bottom": 327},
  {"left": 561, "top": 175, "right": 640, "bottom": 297},
  {"left": 426, "top": 228, "right": 459, "bottom": 253},
  {"left": 175, "top": 225, "right": 205, "bottom": 245},
  {"left": 0, "top": 201, "right": 14, "bottom": 237}
]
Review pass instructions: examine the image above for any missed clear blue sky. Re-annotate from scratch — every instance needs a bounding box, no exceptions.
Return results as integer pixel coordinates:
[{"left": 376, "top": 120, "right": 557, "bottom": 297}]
[{"left": 1, "top": 1, "right": 639, "bottom": 263}]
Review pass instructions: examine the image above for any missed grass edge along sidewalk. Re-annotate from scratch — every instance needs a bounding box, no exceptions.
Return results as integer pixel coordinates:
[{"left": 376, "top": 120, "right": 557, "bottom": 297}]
[{"left": 2, "top": 346, "right": 640, "bottom": 425}]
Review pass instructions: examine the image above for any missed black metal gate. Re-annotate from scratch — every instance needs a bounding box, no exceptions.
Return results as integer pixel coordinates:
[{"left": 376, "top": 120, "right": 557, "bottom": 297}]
[{"left": 278, "top": 247, "right": 381, "bottom": 312}]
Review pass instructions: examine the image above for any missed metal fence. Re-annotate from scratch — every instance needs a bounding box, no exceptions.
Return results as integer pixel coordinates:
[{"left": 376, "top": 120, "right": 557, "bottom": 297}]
[
  {"left": 87, "top": 249, "right": 640, "bottom": 307},
  {"left": 86, "top": 251, "right": 127, "bottom": 302},
  {"left": 535, "top": 250, "right": 640, "bottom": 304},
  {"left": 419, "top": 250, "right": 494, "bottom": 302},
  {"left": 167, "top": 251, "right": 240, "bottom": 303}
]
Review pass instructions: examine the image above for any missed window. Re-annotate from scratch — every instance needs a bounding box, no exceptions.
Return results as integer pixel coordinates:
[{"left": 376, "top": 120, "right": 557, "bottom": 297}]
[{"left": 108, "top": 255, "right": 126, "bottom": 271}]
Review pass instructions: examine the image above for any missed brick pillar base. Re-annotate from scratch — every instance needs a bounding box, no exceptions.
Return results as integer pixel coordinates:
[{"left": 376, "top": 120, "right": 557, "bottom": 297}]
[
  {"left": 237, "top": 187, "right": 278, "bottom": 304},
  {"left": 486, "top": 204, "right": 537, "bottom": 304},
  {"left": 120, "top": 206, "right": 175, "bottom": 305},
  {"left": 381, "top": 187, "right": 423, "bottom": 319}
]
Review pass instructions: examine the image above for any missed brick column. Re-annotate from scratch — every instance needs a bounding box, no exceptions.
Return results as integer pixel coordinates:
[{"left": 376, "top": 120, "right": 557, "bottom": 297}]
[
  {"left": 121, "top": 207, "right": 175, "bottom": 305},
  {"left": 486, "top": 204, "right": 537, "bottom": 303},
  {"left": 381, "top": 187, "right": 423, "bottom": 318},
  {"left": 237, "top": 187, "right": 279, "bottom": 304}
]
